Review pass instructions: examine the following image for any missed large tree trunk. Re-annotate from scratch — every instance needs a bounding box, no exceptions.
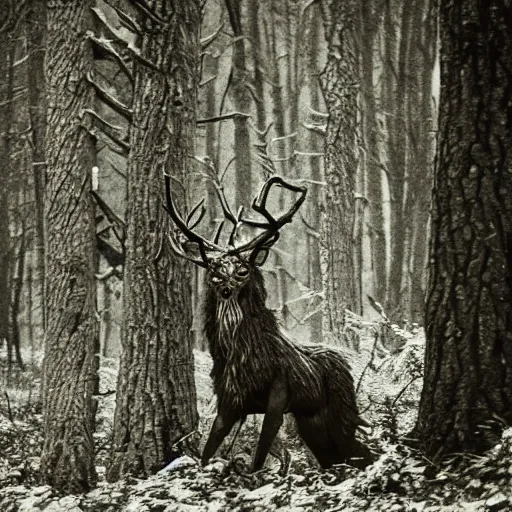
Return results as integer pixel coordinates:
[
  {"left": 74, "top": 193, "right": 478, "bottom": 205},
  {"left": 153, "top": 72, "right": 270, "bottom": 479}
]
[
  {"left": 414, "top": 0, "right": 512, "bottom": 457},
  {"left": 107, "top": 0, "right": 200, "bottom": 481},
  {"left": 40, "top": 0, "right": 100, "bottom": 493},
  {"left": 319, "top": 0, "right": 359, "bottom": 343}
]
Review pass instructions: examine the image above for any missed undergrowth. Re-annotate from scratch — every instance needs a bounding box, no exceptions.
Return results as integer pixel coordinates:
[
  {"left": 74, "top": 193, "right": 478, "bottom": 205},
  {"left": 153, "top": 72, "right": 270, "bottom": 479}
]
[{"left": 0, "top": 321, "right": 510, "bottom": 511}]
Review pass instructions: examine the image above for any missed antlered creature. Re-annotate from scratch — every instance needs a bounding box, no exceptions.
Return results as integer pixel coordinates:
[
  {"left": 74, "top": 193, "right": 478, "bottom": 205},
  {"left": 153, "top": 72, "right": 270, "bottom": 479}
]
[{"left": 165, "top": 174, "right": 371, "bottom": 472}]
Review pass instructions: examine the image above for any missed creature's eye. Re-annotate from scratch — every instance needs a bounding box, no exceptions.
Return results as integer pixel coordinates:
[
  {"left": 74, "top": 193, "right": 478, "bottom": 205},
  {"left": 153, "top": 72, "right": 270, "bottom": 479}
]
[
  {"left": 237, "top": 266, "right": 249, "bottom": 277},
  {"left": 211, "top": 276, "right": 223, "bottom": 283}
]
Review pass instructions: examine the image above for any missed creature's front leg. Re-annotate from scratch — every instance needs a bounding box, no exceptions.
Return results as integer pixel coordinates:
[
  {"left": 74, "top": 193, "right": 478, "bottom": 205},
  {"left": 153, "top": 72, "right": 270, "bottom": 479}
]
[
  {"left": 251, "top": 377, "right": 289, "bottom": 472},
  {"left": 202, "top": 408, "right": 238, "bottom": 464}
]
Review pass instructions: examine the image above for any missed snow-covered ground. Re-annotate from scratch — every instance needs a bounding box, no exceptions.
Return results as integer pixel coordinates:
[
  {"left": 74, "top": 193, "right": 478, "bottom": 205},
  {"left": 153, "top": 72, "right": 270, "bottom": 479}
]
[{"left": 1, "top": 329, "right": 511, "bottom": 511}]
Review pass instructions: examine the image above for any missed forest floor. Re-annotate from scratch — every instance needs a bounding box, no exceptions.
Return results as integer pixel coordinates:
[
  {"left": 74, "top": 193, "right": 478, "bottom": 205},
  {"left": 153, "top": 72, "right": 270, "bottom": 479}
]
[{"left": 0, "top": 323, "right": 511, "bottom": 511}]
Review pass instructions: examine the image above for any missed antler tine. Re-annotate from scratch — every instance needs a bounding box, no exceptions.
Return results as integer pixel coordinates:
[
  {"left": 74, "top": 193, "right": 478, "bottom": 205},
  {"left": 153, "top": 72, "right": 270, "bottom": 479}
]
[
  {"left": 213, "top": 182, "right": 238, "bottom": 225},
  {"left": 187, "top": 197, "right": 206, "bottom": 230},
  {"left": 164, "top": 173, "right": 222, "bottom": 265},
  {"left": 227, "top": 206, "right": 245, "bottom": 247},
  {"left": 228, "top": 176, "right": 307, "bottom": 257},
  {"left": 166, "top": 234, "right": 208, "bottom": 268},
  {"left": 213, "top": 219, "right": 225, "bottom": 245}
]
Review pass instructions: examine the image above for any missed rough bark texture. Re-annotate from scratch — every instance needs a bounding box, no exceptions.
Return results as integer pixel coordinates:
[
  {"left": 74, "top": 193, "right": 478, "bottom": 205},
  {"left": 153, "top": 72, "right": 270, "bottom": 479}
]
[
  {"left": 225, "top": 0, "right": 252, "bottom": 208},
  {"left": 306, "top": 6, "right": 323, "bottom": 343},
  {"left": 0, "top": 31, "right": 14, "bottom": 352},
  {"left": 386, "top": 0, "right": 414, "bottom": 318},
  {"left": 360, "top": 3, "right": 386, "bottom": 307},
  {"left": 26, "top": 0, "right": 47, "bottom": 331},
  {"left": 414, "top": 0, "right": 512, "bottom": 457},
  {"left": 107, "top": 0, "right": 200, "bottom": 481},
  {"left": 41, "top": 0, "right": 100, "bottom": 493},
  {"left": 319, "top": 0, "right": 359, "bottom": 342}
]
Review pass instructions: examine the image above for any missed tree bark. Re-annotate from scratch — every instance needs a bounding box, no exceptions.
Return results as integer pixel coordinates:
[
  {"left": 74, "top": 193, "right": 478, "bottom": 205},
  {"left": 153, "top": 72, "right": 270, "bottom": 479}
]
[
  {"left": 107, "top": 0, "right": 200, "bottom": 481},
  {"left": 319, "top": 0, "right": 359, "bottom": 343},
  {"left": 386, "top": 0, "right": 415, "bottom": 319},
  {"left": 360, "top": 3, "right": 387, "bottom": 307},
  {"left": 414, "top": 0, "right": 512, "bottom": 457},
  {"left": 306, "top": 5, "right": 323, "bottom": 342},
  {"left": 225, "top": 0, "right": 252, "bottom": 207},
  {"left": 41, "top": 0, "right": 100, "bottom": 493},
  {"left": 0, "top": 31, "right": 15, "bottom": 355},
  {"left": 26, "top": 0, "right": 47, "bottom": 332}
]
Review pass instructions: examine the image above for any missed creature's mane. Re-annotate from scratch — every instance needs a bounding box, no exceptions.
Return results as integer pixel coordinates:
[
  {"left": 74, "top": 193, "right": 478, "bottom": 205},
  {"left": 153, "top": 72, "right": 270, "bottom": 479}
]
[{"left": 203, "top": 267, "right": 353, "bottom": 410}]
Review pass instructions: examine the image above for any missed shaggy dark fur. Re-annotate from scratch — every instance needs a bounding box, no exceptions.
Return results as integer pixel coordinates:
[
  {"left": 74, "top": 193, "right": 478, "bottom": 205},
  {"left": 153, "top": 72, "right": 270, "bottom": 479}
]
[{"left": 202, "top": 255, "right": 372, "bottom": 471}]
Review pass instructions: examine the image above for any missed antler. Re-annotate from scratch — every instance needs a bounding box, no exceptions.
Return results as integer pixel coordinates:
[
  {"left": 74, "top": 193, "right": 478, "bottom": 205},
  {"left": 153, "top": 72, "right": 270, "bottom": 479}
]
[
  {"left": 204, "top": 164, "right": 271, "bottom": 248},
  {"left": 164, "top": 173, "right": 223, "bottom": 268},
  {"left": 164, "top": 170, "right": 307, "bottom": 268},
  {"left": 229, "top": 176, "right": 307, "bottom": 264}
]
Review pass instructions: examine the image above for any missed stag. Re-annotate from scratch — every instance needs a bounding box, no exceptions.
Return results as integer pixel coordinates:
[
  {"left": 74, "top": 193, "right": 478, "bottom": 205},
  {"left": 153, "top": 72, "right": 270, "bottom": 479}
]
[{"left": 164, "top": 173, "right": 371, "bottom": 472}]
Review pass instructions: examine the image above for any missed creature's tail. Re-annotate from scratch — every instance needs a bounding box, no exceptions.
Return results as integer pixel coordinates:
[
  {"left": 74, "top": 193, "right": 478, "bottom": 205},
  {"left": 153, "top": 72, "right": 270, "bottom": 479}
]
[{"left": 322, "top": 350, "right": 374, "bottom": 469}]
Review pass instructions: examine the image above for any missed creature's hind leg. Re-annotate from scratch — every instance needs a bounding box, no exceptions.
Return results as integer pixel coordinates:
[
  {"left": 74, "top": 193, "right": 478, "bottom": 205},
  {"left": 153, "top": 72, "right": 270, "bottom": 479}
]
[{"left": 294, "top": 412, "right": 337, "bottom": 468}]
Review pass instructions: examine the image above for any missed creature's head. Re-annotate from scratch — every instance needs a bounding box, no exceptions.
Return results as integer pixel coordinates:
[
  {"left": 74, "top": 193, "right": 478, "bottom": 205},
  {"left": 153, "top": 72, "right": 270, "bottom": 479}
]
[
  {"left": 207, "top": 254, "right": 251, "bottom": 302},
  {"left": 163, "top": 173, "right": 307, "bottom": 289}
]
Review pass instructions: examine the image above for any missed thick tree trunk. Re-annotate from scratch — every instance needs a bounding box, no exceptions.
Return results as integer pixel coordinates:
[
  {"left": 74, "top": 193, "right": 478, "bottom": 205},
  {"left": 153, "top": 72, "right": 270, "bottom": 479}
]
[
  {"left": 40, "top": 0, "right": 100, "bottom": 493},
  {"left": 414, "top": 0, "right": 512, "bottom": 457},
  {"left": 319, "top": 0, "right": 359, "bottom": 343},
  {"left": 107, "top": 0, "right": 200, "bottom": 481}
]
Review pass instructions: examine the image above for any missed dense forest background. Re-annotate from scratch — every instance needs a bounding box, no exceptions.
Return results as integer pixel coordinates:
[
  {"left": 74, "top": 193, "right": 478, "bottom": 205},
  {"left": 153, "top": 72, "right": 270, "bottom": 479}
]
[
  {"left": 1, "top": 0, "right": 512, "bottom": 510},
  {"left": 1, "top": 0, "right": 438, "bottom": 362}
]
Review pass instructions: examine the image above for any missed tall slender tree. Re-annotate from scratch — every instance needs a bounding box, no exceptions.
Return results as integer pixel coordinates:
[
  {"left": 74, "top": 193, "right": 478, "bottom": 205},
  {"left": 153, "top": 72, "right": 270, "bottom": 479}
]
[
  {"left": 414, "top": 0, "right": 512, "bottom": 457},
  {"left": 41, "top": 0, "right": 100, "bottom": 493},
  {"left": 26, "top": 0, "right": 47, "bottom": 332},
  {"left": 107, "top": 0, "right": 200, "bottom": 480},
  {"left": 0, "top": 29, "right": 16, "bottom": 360},
  {"left": 319, "top": 0, "right": 360, "bottom": 343},
  {"left": 225, "top": 0, "right": 252, "bottom": 207}
]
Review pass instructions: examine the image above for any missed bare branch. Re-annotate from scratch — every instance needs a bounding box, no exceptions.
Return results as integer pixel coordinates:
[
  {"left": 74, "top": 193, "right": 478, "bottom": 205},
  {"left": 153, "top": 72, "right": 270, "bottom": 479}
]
[
  {"left": 82, "top": 108, "right": 130, "bottom": 153},
  {"left": 91, "top": 128, "right": 130, "bottom": 157},
  {"left": 199, "top": 75, "right": 216, "bottom": 87},
  {"left": 302, "top": 122, "right": 326, "bottom": 136},
  {"left": 86, "top": 72, "right": 133, "bottom": 122},
  {"left": 196, "top": 111, "right": 251, "bottom": 124},
  {"left": 91, "top": 190, "right": 126, "bottom": 244},
  {"left": 128, "top": 0, "right": 165, "bottom": 26},
  {"left": 86, "top": 32, "right": 134, "bottom": 83},
  {"left": 113, "top": 6, "right": 142, "bottom": 34},
  {"left": 201, "top": 22, "right": 225, "bottom": 50},
  {"left": 126, "top": 44, "right": 161, "bottom": 73}
]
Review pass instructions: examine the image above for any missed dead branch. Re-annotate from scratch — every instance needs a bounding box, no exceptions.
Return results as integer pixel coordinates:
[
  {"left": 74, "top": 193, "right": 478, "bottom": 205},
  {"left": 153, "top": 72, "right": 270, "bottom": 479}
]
[
  {"left": 86, "top": 32, "right": 134, "bottom": 83},
  {"left": 82, "top": 108, "right": 130, "bottom": 153},
  {"left": 197, "top": 111, "right": 251, "bottom": 124},
  {"left": 302, "top": 122, "right": 326, "bottom": 136},
  {"left": 113, "top": 6, "right": 142, "bottom": 34},
  {"left": 201, "top": 22, "right": 225, "bottom": 50},
  {"left": 91, "top": 190, "right": 126, "bottom": 244},
  {"left": 128, "top": 0, "right": 165, "bottom": 26},
  {"left": 86, "top": 72, "right": 133, "bottom": 122}
]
